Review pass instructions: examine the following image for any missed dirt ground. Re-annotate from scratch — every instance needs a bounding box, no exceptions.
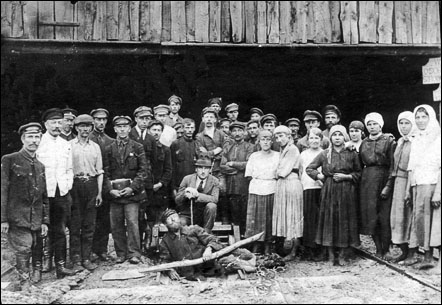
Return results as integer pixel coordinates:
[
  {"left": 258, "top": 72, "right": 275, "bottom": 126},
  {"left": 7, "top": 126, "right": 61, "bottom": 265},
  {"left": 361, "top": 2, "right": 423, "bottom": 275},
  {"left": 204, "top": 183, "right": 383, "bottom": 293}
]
[{"left": 2, "top": 234, "right": 441, "bottom": 304}]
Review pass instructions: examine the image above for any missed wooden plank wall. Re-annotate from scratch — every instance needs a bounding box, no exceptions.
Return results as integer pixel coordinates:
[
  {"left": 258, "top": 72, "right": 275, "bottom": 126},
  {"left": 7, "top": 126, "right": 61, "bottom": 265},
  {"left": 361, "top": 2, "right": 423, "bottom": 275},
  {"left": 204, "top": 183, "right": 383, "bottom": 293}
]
[{"left": 1, "top": 1, "right": 440, "bottom": 44}]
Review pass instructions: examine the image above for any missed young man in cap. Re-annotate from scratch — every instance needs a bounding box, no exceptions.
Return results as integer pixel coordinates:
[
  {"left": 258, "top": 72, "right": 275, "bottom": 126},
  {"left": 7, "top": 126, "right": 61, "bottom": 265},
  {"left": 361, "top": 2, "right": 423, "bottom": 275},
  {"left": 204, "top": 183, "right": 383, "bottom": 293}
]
[
  {"left": 173, "top": 122, "right": 184, "bottom": 139},
  {"left": 154, "top": 104, "right": 177, "bottom": 147},
  {"left": 69, "top": 114, "right": 103, "bottom": 271},
  {"left": 322, "top": 105, "right": 342, "bottom": 139},
  {"left": 1, "top": 122, "right": 49, "bottom": 286},
  {"left": 220, "top": 122, "right": 254, "bottom": 234},
  {"left": 175, "top": 157, "right": 220, "bottom": 233},
  {"left": 36, "top": 108, "right": 76, "bottom": 278},
  {"left": 198, "top": 97, "right": 223, "bottom": 133},
  {"left": 297, "top": 110, "right": 330, "bottom": 153},
  {"left": 246, "top": 120, "right": 261, "bottom": 151},
  {"left": 218, "top": 118, "right": 234, "bottom": 146},
  {"left": 89, "top": 108, "right": 114, "bottom": 262},
  {"left": 159, "top": 208, "right": 224, "bottom": 281},
  {"left": 249, "top": 107, "right": 264, "bottom": 122},
  {"left": 225, "top": 103, "right": 240, "bottom": 122},
  {"left": 103, "top": 116, "right": 148, "bottom": 264},
  {"left": 260, "top": 114, "right": 280, "bottom": 152},
  {"left": 168, "top": 95, "right": 184, "bottom": 126},
  {"left": 285, "top": 118, "right": 301, "bottom": 145},
  {"left": 60, "top": 108, "right": 78, "bottom": 141}
]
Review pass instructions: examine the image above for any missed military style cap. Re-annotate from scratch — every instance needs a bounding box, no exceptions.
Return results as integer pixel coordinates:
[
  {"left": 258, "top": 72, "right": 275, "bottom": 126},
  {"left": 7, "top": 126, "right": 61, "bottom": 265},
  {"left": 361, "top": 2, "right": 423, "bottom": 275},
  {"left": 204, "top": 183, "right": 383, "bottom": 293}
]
[
  {"left": 285, "top": 118, "right": 301, "bottom": 126},
  {"left": 74, "top": 114, "right": 94, "bottom": 125},
  {"left": 147, "top": 119, "right": 164, "bottom": 130},
  {"left": 18, "top": 122, "right": 43, "bottom": 135},
  {"left": 173, "top": 122, "right": 184, "bottom": 130},
  {"left": 229, "top": 121, "right": 246, "bottom": 131},
  {"left": 201, "top": 107, "right": 217, "bottom": 117},
  {"left": 42, "top": 108, "right": 64, "bottom": 122},
  {"left": 250, "top": 107, "right": 264, "bottom": 116},
  {"left": 260, "top": 113, "right": 278, "bottom": 126},
  {"left": 207, "top": 97, "right": 223, "bottom": 108},
  {"left": 303, "top": 110, "right": 322, "bottom": 122},
  {"left": 225, "top": 103, "right": 239, "bottom": 113},
  {"left": 246, "top": 119, "right": 260, "bottom": 127},
  {"left": 168, "top": 95, "right": 183, "bottom": 105},
  {"left": 322, "top": 104, "right": 341, "bottom": 118},
  {"left": 62, "top": 108, "right": 78, "bottom": 120},
  {"left": 195, "top": 157, "right": 212, "bottom": 168},
  {"left": 133, "top": 106, "right": 153, "bottom": 118},
  {"left": 112, "top": 115, "right": 132, "bottom": 126},
  {"left": 218, "top": 117, "right": 231, "bottom": 125},
  {"left": 90, "top": 108, "right": 109, "bottom": 118},
  {"left": 161, "top": 208, "right": 178, "bottom": 224},
  {"left": 154, "top": 104, "right": 171, "bottom": 115}
]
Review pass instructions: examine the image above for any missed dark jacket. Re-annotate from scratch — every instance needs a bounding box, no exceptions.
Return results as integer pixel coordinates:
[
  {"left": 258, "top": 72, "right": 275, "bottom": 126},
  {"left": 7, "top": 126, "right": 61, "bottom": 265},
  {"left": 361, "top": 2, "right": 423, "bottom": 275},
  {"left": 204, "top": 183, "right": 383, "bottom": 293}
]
[
  {"left": 89, "top": 129, "right": 114, "bottom": 158},
  {"left": 152, "top": 141, "right": 172, "bottom": 190},
  {"left": 129, "top": 128, "right": 156, "bottom": 189},
  {"left": 170, "top": 136, "right": 198, "bottom": 190},
  {"left": 175, "top": 174, "right": 220, "bottom": 207},
  {"left": 1, "top": 149, "right": 49, "bottom": 230}
]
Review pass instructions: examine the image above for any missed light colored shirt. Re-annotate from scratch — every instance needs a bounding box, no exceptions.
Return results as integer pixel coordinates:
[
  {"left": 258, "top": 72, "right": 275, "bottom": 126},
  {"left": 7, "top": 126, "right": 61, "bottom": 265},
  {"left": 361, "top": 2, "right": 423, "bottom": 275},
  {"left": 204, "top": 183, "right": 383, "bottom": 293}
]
[
  {"left": 36, "top": 133, "right": 73, "bottom": 197},
  {"left": 408, "top": 133, "right": 441, "bottom": 186},
  {"left": 71, "top": 138, "right": 104, "bottom": 177},
  {"left": 299, "top": 149, "right": 323, "bottom": 190},
  {"left": 159, "top": 125, "right": 177, "bottom": 147},
  {"left": 245, "top": 150, "right": 279, "bottom": 195}
]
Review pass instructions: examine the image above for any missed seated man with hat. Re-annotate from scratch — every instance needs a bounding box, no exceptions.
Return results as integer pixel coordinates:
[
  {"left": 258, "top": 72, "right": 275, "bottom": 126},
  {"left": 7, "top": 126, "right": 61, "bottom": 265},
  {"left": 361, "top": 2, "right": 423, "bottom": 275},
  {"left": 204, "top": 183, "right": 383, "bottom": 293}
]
[
  {"left": 285, "top": 118, "right": 301, "bottom": 145},
  {"left": 154, "top": 105, "right": 177, "bottom": 147},
  {"left": 175, "top": 157, "right": 220, "bottom": 233},
  {"left": 297, "top": 110, "right": 330, "bottom": 153},
  {"left": 159, "top": 208, "right": 225, "bottom": 281},
  {"left": 60, "top": 107, "right": 78, "bottom": 141}
]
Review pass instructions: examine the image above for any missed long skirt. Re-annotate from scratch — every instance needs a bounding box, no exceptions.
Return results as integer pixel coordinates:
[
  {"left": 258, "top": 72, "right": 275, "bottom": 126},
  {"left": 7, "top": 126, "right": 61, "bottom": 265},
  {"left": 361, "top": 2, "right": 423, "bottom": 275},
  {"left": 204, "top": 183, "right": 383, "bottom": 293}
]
[
  {"left": 390, "top": 176, "right": 412, "bottom": 244},
  {"left": 272, "top": 175, "right": 303, "bottom": 240},
  {"left": 245, "top": 194, "right": 274, "bottom": 242},
  {"left": 315, "top": 178, "right": 360, "bottom": 248},
  {"left": 430, "top": 204, "right": 441, "bottom": 248},
  {"left": 409, "top": 184, "right": 435, "bottom": 250},
  {"left": 303, "top": 189, "right": 321, "bottom": 248}
]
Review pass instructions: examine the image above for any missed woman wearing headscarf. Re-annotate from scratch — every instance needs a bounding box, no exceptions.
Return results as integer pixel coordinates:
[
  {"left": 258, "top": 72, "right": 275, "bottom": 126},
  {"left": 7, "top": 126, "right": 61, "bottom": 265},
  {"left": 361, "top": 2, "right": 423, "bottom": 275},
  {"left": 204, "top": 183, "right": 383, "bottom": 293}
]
[
  {"left": 386, "top": 111, "right": 416, "bottom": 262},
  {"left": 272, "top": 125, "right": 304, "bottom": 261},
  {"left": 403, "top": 104, "right": 441, "bottom": 269},
  {"left": 359, "top": 112, "right": 396, "bottom": 258},
  {"left": 306, "top": 125, "right": 361, "bottom": 266},
  {"left": 345, "top": 120, "right": 365, "bottom": 153}
]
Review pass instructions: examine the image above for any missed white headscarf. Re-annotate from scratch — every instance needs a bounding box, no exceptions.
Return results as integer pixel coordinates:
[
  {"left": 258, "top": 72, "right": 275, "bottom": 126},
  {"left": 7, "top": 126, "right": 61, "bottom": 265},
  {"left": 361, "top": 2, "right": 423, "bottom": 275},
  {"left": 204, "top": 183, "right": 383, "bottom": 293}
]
[
  {"left": 364, "top": 112, "right": 384, "bottom": 128},
  {"left": 327, "top": 125, "right": 350, "bottom": 163},
  {"left": 397, "top": 111, "right": 417, "bottom": 142}
]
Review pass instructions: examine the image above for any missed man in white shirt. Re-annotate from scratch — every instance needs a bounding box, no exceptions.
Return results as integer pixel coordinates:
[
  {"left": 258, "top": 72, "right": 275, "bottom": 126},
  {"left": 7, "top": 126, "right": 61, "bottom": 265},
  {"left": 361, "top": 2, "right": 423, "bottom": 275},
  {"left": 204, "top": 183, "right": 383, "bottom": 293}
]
[
  {"left": 154, "top": 105, "right": 177, "bottom": 147},
  {"left": 36, "top": 108, "right": 76, "bottom": 279}
]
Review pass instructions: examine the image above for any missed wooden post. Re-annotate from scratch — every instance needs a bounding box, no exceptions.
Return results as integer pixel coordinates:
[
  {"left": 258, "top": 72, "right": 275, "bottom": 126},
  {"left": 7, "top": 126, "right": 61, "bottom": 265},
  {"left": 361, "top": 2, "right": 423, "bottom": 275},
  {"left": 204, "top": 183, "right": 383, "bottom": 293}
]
[
  {"left": 171, "top": 1, "right": 186, "bottom": 42},
  {"left": 230, "top": 1, "right": 244, "bottom": 43},
  {"left": 195, "top": 1, "right": 209, "bottom": 42},
  {"left": 186, "top": 1, "right": 196, "bottom": 42},
  {"left": 129, "top": 1, "right": 140, "bottom": 41},
  {"left": 256, "top": 1, "right": 266, "bottom": 43},
  {"left": 209, "top": 1, "right": 221, "bottom": 42},
  {"left": 359, "top": 1, "right": 377, "bottom": 43},
  {"left": 23, "top": 1, "right": 38, "bottom": 39},
  {"left": 378, "top": 1, "right": 393, "bottom": 44}
]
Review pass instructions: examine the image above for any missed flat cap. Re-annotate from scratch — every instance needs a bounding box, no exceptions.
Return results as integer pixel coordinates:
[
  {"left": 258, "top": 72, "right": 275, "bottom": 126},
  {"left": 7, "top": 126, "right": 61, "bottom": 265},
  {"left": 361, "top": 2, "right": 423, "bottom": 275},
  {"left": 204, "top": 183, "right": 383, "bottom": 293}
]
[
  {"left": 18, "top": 122, "right": 43, "bottom": 135},
  {"left": 90, "top": 108, "right": 109, "bottom": 118},
  {"left": 201, "top": 107, "right": 217, "bottom": 117},
  {"left": 250, "top": 107, "right": 264, "bottom": 116},
  {"left": 74, "top": 114, "right": 94, "bottom": 125},
  {"left": 62, "top": 108, "right": 78, "bottom": 120},
  {"left": 322, "top": 104, "right": 341, "bottom": 118},
  {"left": 154, "top": 104, "right": 171, "bottom": 115},
  {"left": 161, "top": 208, "right": 178, "bottom": 224},
  {"left": 147, "top": 119, "right": 164, "bottom": 130},
  {"left": 42, "top": 108, "right": 63, "bottom": 122},
  {"left": 173, "top": 122, "right": 184, "bottom": 130},
  {"left": 218, "top": 117, "right": 231, "bottom": 125},
  {"left": 207, "top": 97, "right": 223, "bottom": 108},
  {"left": 168, "top": 95, "right": 183, "bottom": 105},
  {"left": 285, "top": 118, "right": 301, "bottom": 126},
  {"left": 303, "top": 110, "right": 322, "bottom": 122},
  {"left": 260, "top": 113, "right": 278, "bottom": 126},
  {"left": 195, "top": 157, "right": 212, "bottom": 167},
  {"left": 133, "top": 106, "right": 153, "bottom": 118},
  {"left": 229, "top": 121, "right": 246, "bottom": 131},
  {"left": 225, "top": 103, "right": 239, "bottom": 113},
  {"left": 112, "top": 115, "right": 132, "bottom": 126},
  {"left": 246, "top": 119, "right": 260, "bottom": 127}
]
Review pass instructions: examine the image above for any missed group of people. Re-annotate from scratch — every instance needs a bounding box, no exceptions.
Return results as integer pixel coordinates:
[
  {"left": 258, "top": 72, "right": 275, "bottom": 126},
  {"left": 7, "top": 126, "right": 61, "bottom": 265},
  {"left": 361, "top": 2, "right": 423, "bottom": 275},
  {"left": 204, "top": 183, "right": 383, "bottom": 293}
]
[{"left": 1, "top": 95, "right": 441, "bottom": 286}]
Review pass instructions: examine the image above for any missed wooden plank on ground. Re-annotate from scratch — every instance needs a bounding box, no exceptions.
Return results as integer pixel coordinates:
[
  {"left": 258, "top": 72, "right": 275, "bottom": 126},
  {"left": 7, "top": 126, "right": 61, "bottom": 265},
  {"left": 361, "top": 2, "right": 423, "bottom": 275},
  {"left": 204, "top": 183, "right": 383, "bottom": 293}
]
[
  {"left": 230, "top": 1, "right": 244, "bottom": 43},
  {"left": 425, "top": 1, "right": 440, "bottom": 43},
  {"left": 171, "top": 1, "right": 186, "bottom": 42},
  {"left": 209, "top": 1, "right": 221, "bottom": 42},
  {"left": 118, "top": 0, "right": 130, "bottom": 41},
  {"left": 195, "top": 1, "right": 209, "bottom": 42},
  {"left": 23, "top": 0, "right": 38, "bottom": 39},
  {"left": 11, "top": 1, "right": 24, "bottom": 38},
  {"left": 106, "top": 1, "right": 119, "bottom": 40},
  {"left": 394, "top": 1, "right": 411, "bottom": 44},
  {"left": 378, "top": 1, "right": 393, "bottom": 44},
  {"left": 129, "top": 1, "right": 140, "bottom": 41},
  {"left": 162, "top": 1, "right": 171, "bottom": 41},
  {"left": 256, "top": 1, "right": 266, "bottom": 43},
  {"left": 221, "top": 0, "right": 231, "bottom": 42},
  {"left": 313, "top": 1, "right": 331, "bottom": 43},
  {"left": 186, "top": 1, "right": 196, "bottom": 42},
  {"left": 54, "top": 1, "right": 74, "bottom": 40},
  {"left": 244, "top": 0, "right": 256, "bottom": 43},
  {"left": 411, "top": 1, "right": 423, "bottom": 43},
  {"left": 267, "top": 1, "right": 279, "bottom": 43},
  {"left": 94, "top": 1, "right": 106, "bottom": 41},
  {"left": 279, "top": 1, "right": 290, "bottom": 44},
  {"left": 340, "top": 1, "right": 358, "bottom": 44},
  {"left": 329, "top": 1, "right": 341, "bottom": 42},
  {"left": 359, "top": 1, "right": 377, "bottom": 43}
]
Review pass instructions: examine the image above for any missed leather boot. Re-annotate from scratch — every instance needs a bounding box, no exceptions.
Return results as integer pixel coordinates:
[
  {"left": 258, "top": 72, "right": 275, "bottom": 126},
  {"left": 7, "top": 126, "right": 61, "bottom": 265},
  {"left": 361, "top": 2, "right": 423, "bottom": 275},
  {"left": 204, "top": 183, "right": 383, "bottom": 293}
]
[
  {"left": 55, "top": 260, "right": 77, "bottom": 279},
  {"left": 31, "top": 261, "right": 42, "bottom": 283},
  {"left": 42, "top": 236, "right": 53, "bottom": 272},
  {"left": 16, "top": 254, "right": 31, "bottom": 290}
]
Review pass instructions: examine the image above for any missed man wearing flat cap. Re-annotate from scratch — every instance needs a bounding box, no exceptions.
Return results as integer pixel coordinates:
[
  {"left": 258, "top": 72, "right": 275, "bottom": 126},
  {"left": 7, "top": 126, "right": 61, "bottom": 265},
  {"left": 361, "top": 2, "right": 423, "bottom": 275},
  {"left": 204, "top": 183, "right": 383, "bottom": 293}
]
[
  {"left": 220, "top": 122, "right": 254, "bottom": 233},
  {"left": 59, "top": 108, "right": 78, "bottom": 141},
  {"left": 102, "top": 116, "right": 148, "bottom": 264},
  {"left": 198, "top": 97, "right": 224, "bottom": 133},
  {"left": 322, "top": 104, "right": 342, "bottom": 139},
  {"left": 249, "top": 107, "right": 264, "bottom": 122},
  {"left": 69, "top": 114, "right": 103, "bottom": 271},
  {"left": 175, "top": 157, "right": 220, "bottom": 233},
  {"left": 89, "top": 108, "right": 114, "bottom": 263},
  {"left": 154, "top": 104, "right": 177, "bottom": 147},
  {"left": 260, "top": 114, "right": 281, "bottom": 152},
  {"left": 285, "top": 118, "right": 301, "bottom": 145},
  {"left": 225, "top": 103, "right": 240, "bottom": 123},
  {"left": 297, "top": 110, "right": 330, "bottom": 153},
  {"left": 246, "top": 120, "right": 261, "bottom": 152},
  {"left": 168, "top": 95, "right": 184, "bottom": 126},
  {"left": 36, "top": 108, "right": 76, "bottom": 278},
  {"left": 1, "top": 123, "right": 49, "bottom": 286}
]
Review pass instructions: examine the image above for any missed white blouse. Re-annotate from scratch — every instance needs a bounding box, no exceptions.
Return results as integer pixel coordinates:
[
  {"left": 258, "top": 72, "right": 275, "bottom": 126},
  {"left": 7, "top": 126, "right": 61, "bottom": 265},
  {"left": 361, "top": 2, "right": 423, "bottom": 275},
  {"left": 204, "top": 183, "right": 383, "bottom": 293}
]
[{"left": 245, "top": 150, "right": 279, "bottom": 195}]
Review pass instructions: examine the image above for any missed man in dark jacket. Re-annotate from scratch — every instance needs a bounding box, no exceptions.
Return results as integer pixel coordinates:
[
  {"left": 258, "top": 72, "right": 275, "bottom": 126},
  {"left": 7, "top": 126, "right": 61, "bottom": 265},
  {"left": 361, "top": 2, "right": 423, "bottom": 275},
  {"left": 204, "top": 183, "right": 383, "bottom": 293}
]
[
  {"left": 1, "top": 123, "right": 49, "bottom": 285},
  {"left": 103, "top": 116, "right": 148, "bottom": 264}
]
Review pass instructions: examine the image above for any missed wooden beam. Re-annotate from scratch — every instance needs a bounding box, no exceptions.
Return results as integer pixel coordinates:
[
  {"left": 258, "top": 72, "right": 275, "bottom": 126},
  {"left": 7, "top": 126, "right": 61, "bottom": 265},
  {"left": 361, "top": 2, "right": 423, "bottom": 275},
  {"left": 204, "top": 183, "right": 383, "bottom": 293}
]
[
  {"left": 186, "top": 1, "right": 196, "bottom": 42},
  {"left": 209, "top": 1, "right": 221, "bottom": 42},
  {"left": 378, "top": 1, "right": 393, "bottom": 44},
  {"left": 171, "top": 1, "right": 186, "bottom": 42},
  {"left": 23, "top": 1, "right": 38, "bottom": 39},
  {"left": 195, "top": 1, "right": 209, "bottom": 42}
]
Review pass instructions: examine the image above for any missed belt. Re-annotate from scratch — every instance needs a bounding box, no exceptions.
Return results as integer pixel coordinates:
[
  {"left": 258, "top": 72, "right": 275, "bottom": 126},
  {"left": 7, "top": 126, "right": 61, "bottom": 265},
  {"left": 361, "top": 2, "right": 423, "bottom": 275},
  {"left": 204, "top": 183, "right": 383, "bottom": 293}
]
[{"left": 74, "top": 175, "right": 97, "bottom": 182}]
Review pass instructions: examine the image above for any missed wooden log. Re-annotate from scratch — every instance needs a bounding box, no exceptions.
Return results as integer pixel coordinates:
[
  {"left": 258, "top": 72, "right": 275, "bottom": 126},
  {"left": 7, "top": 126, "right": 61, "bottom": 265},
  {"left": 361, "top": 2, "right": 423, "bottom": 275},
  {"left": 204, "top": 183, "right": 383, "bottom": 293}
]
[
  {"left": 267, "top": 1, "right": 279, "bottom": 43},
  {"left": 359, "top": 1, "right": 377, "bottom": 43},
  {"left": 54, "top": 1, "right": 74, "bottom": 40},
  {"left": 129, "top": 1, "right": 140, "bottom": 41},
  {"left": 244, "top": 1, "right": 256, "bottom": 43},
  {"left": 209, "top": 1, "right": 221, "bottom": 42},
  {"left": 162, "top": 1, "right": 171, "bottom": 41},
  {"left": 11, "top": 1, "right": 23, "bottom": 38},
  {"left": 78, "top": 1, "right": 95, "bottom": 41},
  {"left": 425, "top": 1, "right": 440, "bottom": 43},
  {"left": 230, "top": 1, "right": 244, "bottom": 43},
  {"left": 118, "top": 1, "right": 130, "bottom": 41},
  {"left": 186, "top": 1, "right": 196, "bottom": 42},
  {"left": 94, "top": 1, "right": 106, "bottom": 41},
  {"left": 279, "top": 1, "right": 291, "bottom": 44},
  {"left": 137, "top": 232, "right": 264, "bottom": 273},
  {"left": 256, "top": 1, "right": 266, "bottom": 43},
  {"left": 1, "top": 1, "right": 12, "bottom": 37},
  {"left": 340, "top": 1, "right": 358, "bottom": 44},
  {"left": 329, "top": 1, "right": 341, "bottom": 42},
  {"left": 313, "top": 1, "right": 332, "bottom": 43},
  {"left": 171, "top": 1, "right": 186, "bottom": 42},
  {"left": 23, "top": 0, "right": 38, "bottom": 39},
  {"left": 39, "top": 1, "right": 55, "bottom": 39},
  {"left": 411, "top": 1, "right": 422, "bottom": 43},
  {"left": 106, "top": 1, "right": 119, "bottom": 40},
  {"left": 195, "top": 1, "right": 209, "bottom": 42},
  {"left": 394, "top": 1, "right": 412, "bottom": 44},
  {"left": 378, "top": 1, "right": 393, "bottom": 44},
  {"left": 221, "top": 0, "right": 231, "bottom": 42}
]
